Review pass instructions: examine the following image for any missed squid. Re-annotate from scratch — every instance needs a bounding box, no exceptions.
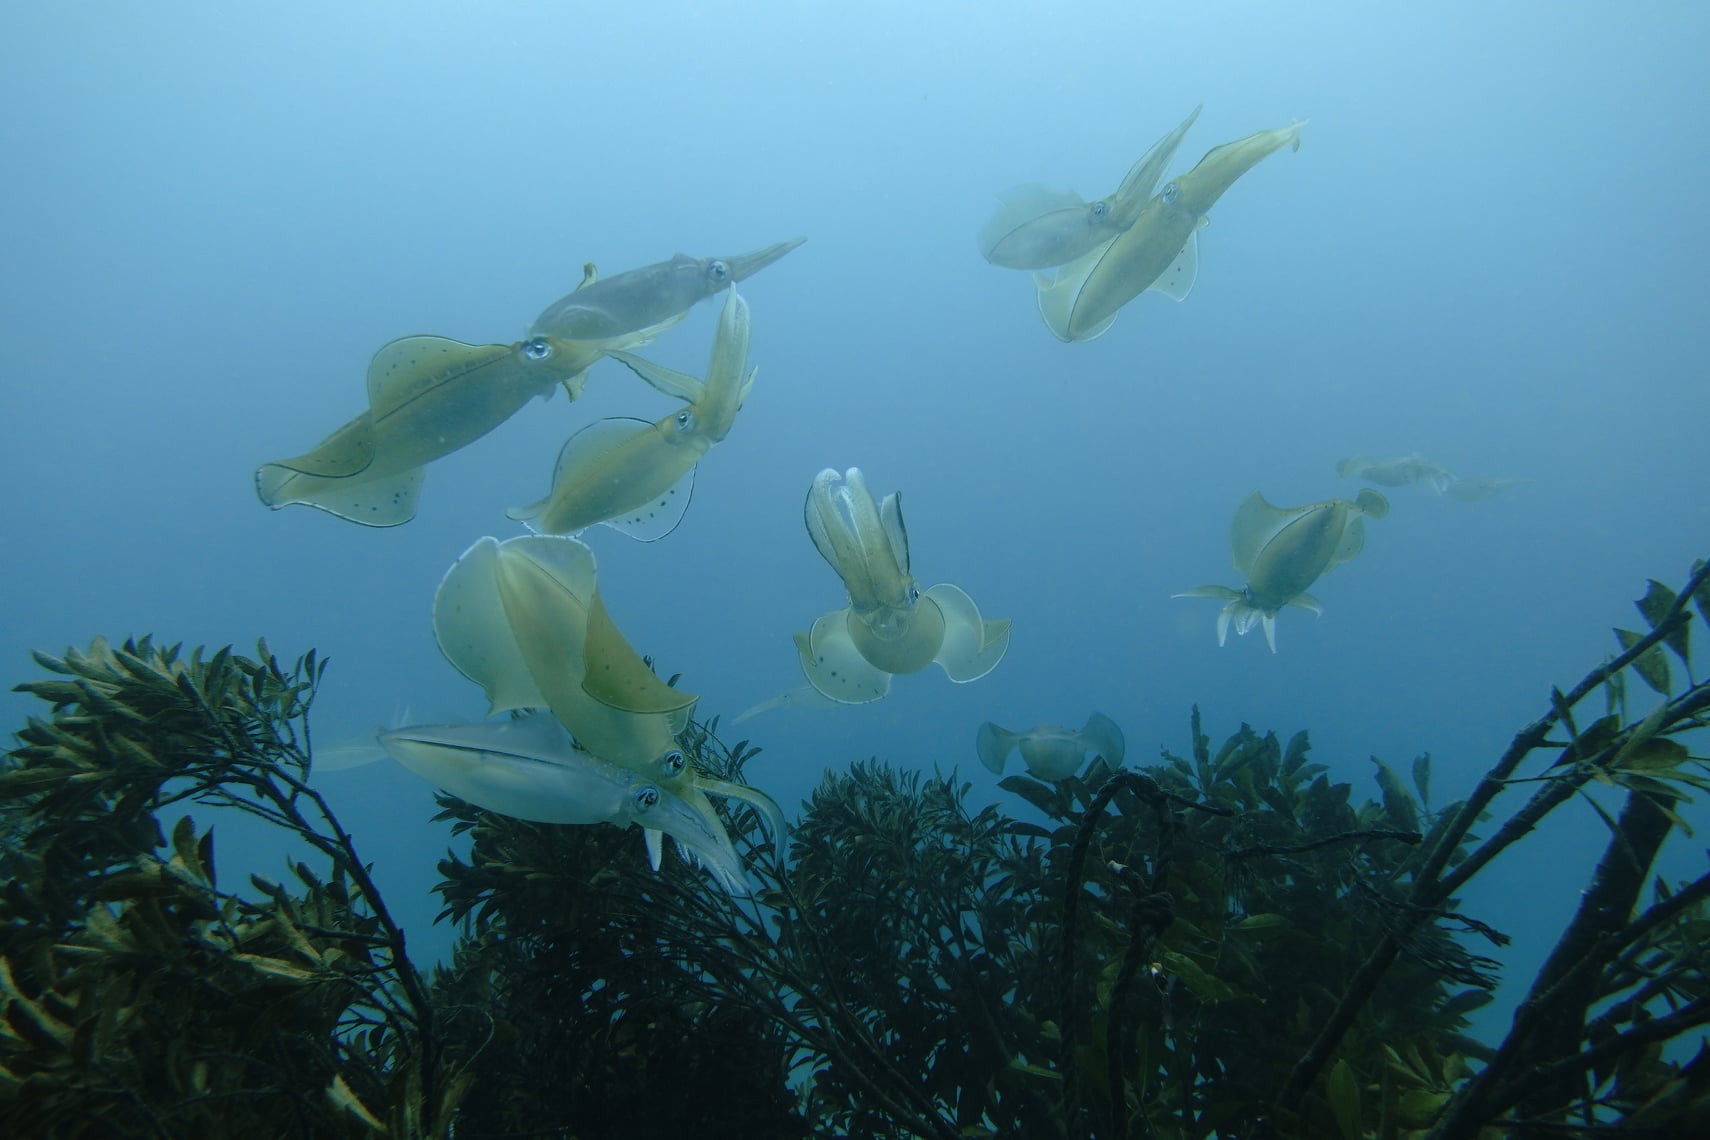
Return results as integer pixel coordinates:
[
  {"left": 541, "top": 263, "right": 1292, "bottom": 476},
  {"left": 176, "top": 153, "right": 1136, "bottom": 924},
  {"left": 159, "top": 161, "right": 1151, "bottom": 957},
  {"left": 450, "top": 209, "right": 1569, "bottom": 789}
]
[
  {"left": 1337, "top": 453, "right": 1456, "bottom": 494},
  {"left": 1035, "top": 118, "right": 1306, "bottom": 342},
  {"left": 1339, "top": 454, "right": 1528, "bottom": 502},
  {"left": 529, "top": 237, "right": 803, "bottom": 341},
  {"left": 976, "top": 712, "right": 1126, "bottom": 780},
  {"left": 380, "top": 712, "right": 747, "bottom": 894},
  {"left": 507, "top": 287, "right": 756, "bottom": 538},
  {"left": 254, "top": 238, "right": 803, "bottom": 527},
  {"left": 794, "top": 467, "right": 1010, "bottom": 703},
  {"left": 1174, "top": 488, "right": 1388, "bottom": 652},
  {"left": 432, "top": 533, "right": 786, "bottom": 891},
  {"left": 977, "top": 105, "right": 1202, "bottom": 270},
  {"left": 255, "top": 332, "right": 618, "bottom": 527}
]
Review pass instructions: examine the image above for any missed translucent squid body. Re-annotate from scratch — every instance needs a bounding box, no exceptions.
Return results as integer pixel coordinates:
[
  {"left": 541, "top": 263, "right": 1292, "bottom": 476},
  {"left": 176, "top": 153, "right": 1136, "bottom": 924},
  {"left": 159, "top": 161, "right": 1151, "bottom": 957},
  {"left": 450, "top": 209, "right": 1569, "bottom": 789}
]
[
  {"left": 529, "top": 238, "right": 802, "bottom": 342},
  {"left": 379, "top": 712, "right": 748, "bottom": 892},
  {"left": 254, "top": 238, "right": 803, "bottom": 527},
  {"left": 1338, "top": 454, "right": 1528, "bottom": 502},
  {"left": 977, "top": 104, "right": 1202, "bottom": 270},
  {"left": 431, "top": 533, "right": 785, "bottom": 894},
  {"left": 1174, "top": 488, "right": 1389, "bottom": 652},
  {"left": 795, "top": 467, "right": 1011, "bottom": 703},
  {"left": 976, "top": 712, "right": 1126, "bottom": 781},
  {"left": 1336, "top": 453, "right": 1455, "bottom": 493},
  {"left": 507, "top": 287, "right": 756, "bottom": 539},
  {"left": 1035, "top": 118, "right": 1306, "bottom": 342}
]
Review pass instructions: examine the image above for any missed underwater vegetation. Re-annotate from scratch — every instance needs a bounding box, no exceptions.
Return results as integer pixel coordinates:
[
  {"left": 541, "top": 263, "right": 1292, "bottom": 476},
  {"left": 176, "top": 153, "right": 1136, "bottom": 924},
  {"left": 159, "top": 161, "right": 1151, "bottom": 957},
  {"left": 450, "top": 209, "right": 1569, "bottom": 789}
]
[{"left": 4, "top": 560, "right": 1710, "bottom": 1137}]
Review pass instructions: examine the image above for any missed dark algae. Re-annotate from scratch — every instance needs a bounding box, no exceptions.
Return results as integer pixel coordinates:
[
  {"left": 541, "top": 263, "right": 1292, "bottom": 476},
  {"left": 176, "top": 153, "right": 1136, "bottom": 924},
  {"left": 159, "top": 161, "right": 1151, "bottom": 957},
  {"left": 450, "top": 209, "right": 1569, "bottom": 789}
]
[{"left": 4, "top": 560, "right": 1710, "bottom": 1137}]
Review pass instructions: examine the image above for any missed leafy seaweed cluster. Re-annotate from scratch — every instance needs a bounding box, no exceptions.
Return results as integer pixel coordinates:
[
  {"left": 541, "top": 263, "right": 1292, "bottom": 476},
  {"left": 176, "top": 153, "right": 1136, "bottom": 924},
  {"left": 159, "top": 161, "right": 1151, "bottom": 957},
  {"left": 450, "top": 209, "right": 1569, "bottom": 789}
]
[
  {"left": 3, "top": 562, "right": 1709, "bottom": 1138},
  {"left": 0, "top": 638, "right": 462, "bottom": 1136}
]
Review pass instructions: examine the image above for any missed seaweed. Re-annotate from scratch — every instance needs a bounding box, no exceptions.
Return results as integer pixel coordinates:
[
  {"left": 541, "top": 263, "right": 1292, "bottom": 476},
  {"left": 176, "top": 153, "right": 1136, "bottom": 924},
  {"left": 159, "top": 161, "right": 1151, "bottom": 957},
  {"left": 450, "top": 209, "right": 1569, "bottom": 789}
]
[
  {"left": 0, "top": 637, "right": 464, "bottom": 1136},
  {"left": 4, "top": 561, "right": 1710, "bottom": 1137}
]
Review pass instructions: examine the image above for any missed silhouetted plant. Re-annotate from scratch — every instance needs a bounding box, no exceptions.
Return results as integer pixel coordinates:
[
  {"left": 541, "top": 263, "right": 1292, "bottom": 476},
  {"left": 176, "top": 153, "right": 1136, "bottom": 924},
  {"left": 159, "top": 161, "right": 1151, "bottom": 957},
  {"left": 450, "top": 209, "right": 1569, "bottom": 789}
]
[
  {"left": 428, "top": 717, "right": 809, "bottom": 1139},
  {"left": 4, "top": 561, "right": 1709, "bottom": 1138},
  {"left": 0, "top": 637, "right": 463, "bottom": 1136}
]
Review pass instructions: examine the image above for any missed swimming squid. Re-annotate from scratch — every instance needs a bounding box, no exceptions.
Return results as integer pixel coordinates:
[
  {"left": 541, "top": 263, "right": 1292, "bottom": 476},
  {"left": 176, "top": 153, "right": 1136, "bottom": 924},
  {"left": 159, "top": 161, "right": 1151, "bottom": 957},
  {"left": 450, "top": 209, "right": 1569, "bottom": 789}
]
[
  {"left": 507, "top": 287, "right": 756, "bottom": 538},
  {"left": 1035, "top": 118, "right": 1306, "bottom": 342},
  {"left": 794, "top": 467, "right": 1010, "bottom": 703},
  {"left": 1339, "top": 454, "right": 1528, "bottom": 502},
  {"left": 529, "top": 237, "right": 803, "bottom": 341},
  {"left": 379, "top": 712, "right": 747, "bottom": 894},
  {"left": 254, "top": 238, "right": 803, "bottom": 527},
  {"left": 1337, "top": 453, "right": 1455, "bottom": 494},
  {"left": 432, "top": 533, "right": 786, "bottom": 888},
  {"left": 977, "top": 105, "right": 1202, "bottom": 270},
  {"left": 255, "top": 332, "right": 619, "bottom": 527},
  {"left": 976, "top": 712, "right": 1126, "bottom": 780},
  {"left": 1174, "top": 488, "right": 1388, "bottom": 652}
]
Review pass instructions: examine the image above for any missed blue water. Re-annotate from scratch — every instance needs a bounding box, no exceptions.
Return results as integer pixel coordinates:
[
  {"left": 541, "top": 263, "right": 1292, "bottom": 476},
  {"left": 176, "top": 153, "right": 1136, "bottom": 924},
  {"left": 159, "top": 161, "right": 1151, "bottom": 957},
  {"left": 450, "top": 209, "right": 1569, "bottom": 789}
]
[{"left": 3, "top": 1, "right": 1706, "bottom": 1027}]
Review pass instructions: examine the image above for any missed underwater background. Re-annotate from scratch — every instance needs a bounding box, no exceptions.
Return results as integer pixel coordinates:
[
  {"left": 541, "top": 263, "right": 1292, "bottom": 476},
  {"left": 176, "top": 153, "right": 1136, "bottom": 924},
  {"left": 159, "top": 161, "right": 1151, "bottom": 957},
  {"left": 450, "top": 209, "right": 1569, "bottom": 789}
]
[{"left": 2, "top": 0, "right": 1706, "bottom": 1048}]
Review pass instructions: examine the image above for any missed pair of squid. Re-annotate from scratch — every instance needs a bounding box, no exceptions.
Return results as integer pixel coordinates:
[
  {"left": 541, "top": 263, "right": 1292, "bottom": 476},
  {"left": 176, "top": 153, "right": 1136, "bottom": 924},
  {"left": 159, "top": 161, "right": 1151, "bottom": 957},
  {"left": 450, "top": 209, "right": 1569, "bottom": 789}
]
[
  {"left": 507, "top": 285, "right": 756, "bottom": 539},
  {"left": 1338, "top": 453, "right": 1529, "bottom": 503},
  {"left": 1175, "top": 488, "right": 1389, "bottom": 652},
  {"left": 254, "top": 238, "right": 802, "bottom": 527},
  {"left": 382, "top": 533, "right": 785, "bottom": 894},
  {"left": 978, "top": 105, "right": 1304, "bottom": 342}
]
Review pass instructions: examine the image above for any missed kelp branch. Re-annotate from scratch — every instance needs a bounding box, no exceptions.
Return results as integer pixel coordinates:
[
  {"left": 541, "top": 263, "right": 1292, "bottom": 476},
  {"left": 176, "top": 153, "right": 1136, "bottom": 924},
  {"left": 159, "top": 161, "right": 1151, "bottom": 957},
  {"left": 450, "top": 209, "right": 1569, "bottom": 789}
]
[
  {"left": 0, "top": 636, "right": 459, "bottom": 1136},
  {"left": 1272, "top": 560, "right": 1710, "bottom": 1132}
]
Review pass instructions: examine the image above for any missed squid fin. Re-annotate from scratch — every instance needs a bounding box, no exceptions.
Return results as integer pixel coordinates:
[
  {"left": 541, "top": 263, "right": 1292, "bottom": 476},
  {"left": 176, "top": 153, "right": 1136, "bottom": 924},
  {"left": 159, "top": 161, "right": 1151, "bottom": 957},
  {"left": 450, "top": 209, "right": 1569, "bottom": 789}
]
[
  {"left": 926, "top": 583, "right": 1010, "bottom": 682},
  {"left": 582, "top": 590, "right": 699, "bottom": 715},
  {"left": 1148, "top": 228, "right": 1200, "bottom": 301},
  {"left": 975, "top": 721, "right": 1019, "bottom": 774},
  {"left": 794, "top": 614, "right": 893, "bottom": 704}
]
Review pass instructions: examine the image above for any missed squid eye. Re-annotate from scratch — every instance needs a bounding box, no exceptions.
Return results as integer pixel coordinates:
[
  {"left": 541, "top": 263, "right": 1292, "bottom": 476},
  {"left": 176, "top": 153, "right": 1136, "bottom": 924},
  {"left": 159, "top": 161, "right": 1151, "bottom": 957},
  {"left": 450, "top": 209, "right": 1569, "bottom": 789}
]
[
  {"left": 661, "top": 749, "right": 687, "bottom": 776},
  {"left": 675, "top": 410, "right": 696, "bottom": 433},
  {"left": 522, "top": 338, "right": 553, "bottom": 361},
  {"left": 1161, "top": 182, "right": 1180, "bottom": 206},
  {"left": 633, "top": 786, "right": 660, "bottom": 812},
  {"left": 908, "top": 585, "right": 920, "bottom": 603},
  {"left": 706, "top": 259, "right": 730, "bottom": 284},
  {"left": 1089, "top": 200, "right": 1109, "bottom": 222}
]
